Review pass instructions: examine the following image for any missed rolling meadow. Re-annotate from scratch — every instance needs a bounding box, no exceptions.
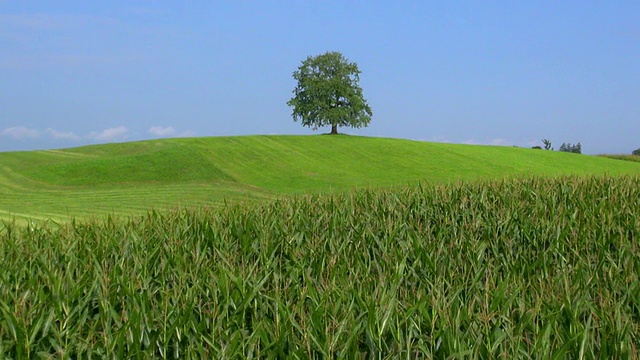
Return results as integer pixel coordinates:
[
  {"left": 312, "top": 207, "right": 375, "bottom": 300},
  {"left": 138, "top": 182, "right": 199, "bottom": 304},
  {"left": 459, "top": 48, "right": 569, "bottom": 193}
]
[
  {"left": 1, "top": 135, "right": 640, "bottom": 358},
  {"left": 2, "top": 135, "right": 640, "bottom": 224}
]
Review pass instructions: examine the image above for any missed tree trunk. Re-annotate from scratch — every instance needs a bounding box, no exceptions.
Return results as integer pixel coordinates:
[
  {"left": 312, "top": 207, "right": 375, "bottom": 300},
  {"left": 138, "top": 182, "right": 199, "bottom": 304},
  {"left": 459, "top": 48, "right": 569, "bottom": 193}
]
[{"left": 330, "top": 124, "right": 338, "bottom": 134}]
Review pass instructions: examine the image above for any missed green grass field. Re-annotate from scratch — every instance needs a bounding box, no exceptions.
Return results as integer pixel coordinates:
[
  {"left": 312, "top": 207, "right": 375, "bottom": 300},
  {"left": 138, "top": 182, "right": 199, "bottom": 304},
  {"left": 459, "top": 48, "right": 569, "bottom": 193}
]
[{"left": 2, "top": 135, "right": 640, "bottom": 223}]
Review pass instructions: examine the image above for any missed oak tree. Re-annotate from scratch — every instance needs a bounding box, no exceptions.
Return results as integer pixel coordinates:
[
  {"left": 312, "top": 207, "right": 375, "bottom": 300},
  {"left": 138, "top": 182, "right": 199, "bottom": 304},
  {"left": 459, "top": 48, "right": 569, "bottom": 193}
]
[{"left": 287, "top": 51, "right": 372, "bottom": 135}]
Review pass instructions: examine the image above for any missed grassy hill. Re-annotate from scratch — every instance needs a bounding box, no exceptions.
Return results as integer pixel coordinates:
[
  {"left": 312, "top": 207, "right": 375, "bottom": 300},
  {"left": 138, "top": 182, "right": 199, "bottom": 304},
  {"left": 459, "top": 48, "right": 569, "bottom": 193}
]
[{"left": 2, "top": 135, "right": 640, "bottom": 223}]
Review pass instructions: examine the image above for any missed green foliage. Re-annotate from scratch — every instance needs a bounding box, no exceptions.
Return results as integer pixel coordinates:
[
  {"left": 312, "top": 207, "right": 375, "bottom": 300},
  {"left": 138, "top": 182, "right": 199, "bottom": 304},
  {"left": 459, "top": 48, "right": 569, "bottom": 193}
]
[
  {"left": 542, "top": 139, "right": 552, "bottom": 150},
  {"left": 559, "top": 142, "right": 582, "bottom": 154},
  {"left": 633, "top": 148, "right": 640, "bottom": 156},
  {"left": 287, "top": 51, "right": 372, "bottom": 134},
  {"left": 2, "top": 136, "right": 640, "bottom": 223},
  {"left": 1, "top": 176, "right": 639, "bottom": 358}
]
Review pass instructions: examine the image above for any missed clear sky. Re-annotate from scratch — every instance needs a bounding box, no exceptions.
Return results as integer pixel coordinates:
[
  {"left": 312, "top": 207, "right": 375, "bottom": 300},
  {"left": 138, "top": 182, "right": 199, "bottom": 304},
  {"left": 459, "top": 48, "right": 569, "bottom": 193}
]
[{"left": 1, "top": 1, "right": 638, "bottom": 154}]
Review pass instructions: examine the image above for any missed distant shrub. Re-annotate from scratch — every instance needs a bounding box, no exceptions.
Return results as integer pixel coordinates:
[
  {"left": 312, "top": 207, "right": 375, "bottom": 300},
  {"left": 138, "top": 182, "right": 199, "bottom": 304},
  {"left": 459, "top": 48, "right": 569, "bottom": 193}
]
[
  {"left": 559, "top": 142, "right": 582, "bottom": 154},
  {"left": 633, "top": 148, "right": 640, "bottom": 156},
  {"left": 531, "top": 146, "right": 542, "bottom": 150}
]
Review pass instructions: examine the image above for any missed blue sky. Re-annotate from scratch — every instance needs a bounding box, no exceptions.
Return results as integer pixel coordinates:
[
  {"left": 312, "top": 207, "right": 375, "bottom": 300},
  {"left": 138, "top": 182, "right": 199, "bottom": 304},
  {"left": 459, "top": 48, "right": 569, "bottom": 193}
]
[{"left": 1, "top": 1, "right": 638, "bottom": 154}]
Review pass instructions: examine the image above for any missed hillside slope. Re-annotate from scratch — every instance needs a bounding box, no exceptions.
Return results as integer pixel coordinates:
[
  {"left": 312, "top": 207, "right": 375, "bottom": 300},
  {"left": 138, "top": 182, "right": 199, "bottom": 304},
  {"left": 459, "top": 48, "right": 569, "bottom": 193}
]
[{"left": 2, "top": 135, "right": 640, "bottom": 222}]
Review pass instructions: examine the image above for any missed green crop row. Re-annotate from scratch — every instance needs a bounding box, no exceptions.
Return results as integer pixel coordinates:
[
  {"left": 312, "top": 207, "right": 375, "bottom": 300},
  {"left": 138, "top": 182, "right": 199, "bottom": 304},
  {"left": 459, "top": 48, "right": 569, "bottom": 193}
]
[{"left": 1, "top": 176, "right": 639, "bottom": 358}]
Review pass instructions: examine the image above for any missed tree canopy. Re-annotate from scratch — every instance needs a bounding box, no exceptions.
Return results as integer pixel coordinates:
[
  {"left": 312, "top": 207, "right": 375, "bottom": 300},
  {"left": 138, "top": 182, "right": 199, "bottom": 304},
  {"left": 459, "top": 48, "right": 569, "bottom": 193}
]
[
  {"left": 287, "top": 51, "right": 372, "bottom": 135},
  {"left": 559, "top": 142, "right": 582, "bottom": 154}
]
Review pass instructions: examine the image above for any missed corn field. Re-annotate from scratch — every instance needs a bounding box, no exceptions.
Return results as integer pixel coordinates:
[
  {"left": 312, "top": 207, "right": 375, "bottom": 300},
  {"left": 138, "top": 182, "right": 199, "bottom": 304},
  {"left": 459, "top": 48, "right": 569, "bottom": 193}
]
[{"left": 1, "top": 176, "right": 639, "bottom": 358}]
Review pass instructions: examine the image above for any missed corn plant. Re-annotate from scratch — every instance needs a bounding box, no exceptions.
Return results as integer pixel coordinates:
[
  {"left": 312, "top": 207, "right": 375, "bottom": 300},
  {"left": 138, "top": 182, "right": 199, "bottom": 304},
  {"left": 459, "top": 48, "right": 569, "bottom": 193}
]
[{"left": 1, "top": 175, "right": 639, "bottom": 358}]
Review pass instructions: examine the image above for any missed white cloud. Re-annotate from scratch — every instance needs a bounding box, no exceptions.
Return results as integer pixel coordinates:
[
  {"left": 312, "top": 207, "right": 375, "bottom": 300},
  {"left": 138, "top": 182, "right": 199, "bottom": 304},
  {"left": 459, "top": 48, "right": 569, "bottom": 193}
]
[
  {"left": 490, "top": 138, "right": 512, "bottom": 146},
  {"left": 1, "top": 126, "right": 39, "bottom": 139},
  {"left": 149, "top": 126, "right": 195, "bottom": 138},
  {"left": 46, "top": 128, "right": 80, "bottom": 140},
  {"left": 149, "top": 126, "right": 176, "bottom": 137},
  {"left": 87, "top": 126, "right": 128, "bottom": 141},
  {"left": 462, "top": 138, "right": 513, "bottom": 146},
  {"left": 430, "top": 137, "right": 452, "bottom": 143}
]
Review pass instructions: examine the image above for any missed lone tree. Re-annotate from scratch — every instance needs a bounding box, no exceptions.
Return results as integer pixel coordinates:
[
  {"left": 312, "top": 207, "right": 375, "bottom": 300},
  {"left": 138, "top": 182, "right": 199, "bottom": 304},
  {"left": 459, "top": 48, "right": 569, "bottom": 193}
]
[{"left": 287, "top": 51, "right": 372, "bottom": 135}]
